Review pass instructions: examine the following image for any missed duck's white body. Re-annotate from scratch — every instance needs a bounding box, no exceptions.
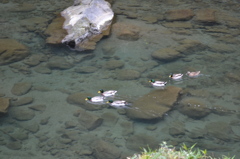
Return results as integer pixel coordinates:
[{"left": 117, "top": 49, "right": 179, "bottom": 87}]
[
  {"left": 150, "top": 80, "right": 167, "bottom": 87},
  {"left": 85, "top": 96, "right": 105, "bottom": 102},
  {"left": 98, "top": 90, "right": 117, "bottom": 97},
  {"left": 107, "top": 100, "right": 130, "bottom": 107},
  {"left": 169, "top": 73, "right": 183, "bottom": 80},
  {"left": 186, "top": 71, "right": 200, "bottom": 77}
]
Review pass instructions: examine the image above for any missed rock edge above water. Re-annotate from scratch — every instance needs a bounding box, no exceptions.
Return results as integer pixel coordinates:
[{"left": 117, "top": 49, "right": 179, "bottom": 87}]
[{"left": 61, "top": 0, "right": 114, "bottom": 51}]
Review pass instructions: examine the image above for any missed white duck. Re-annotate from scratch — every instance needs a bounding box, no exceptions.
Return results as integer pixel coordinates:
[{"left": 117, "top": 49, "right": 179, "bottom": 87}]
[
  {"left": 169, "top": 73, "right": 183, "bottom": 80},
  {"left": 85, "top": 96, "right": 105, "bottom": 102},
  {"left": 149, "top": 79, "right": 167, "bottom": 87},
  {"left": 107, "top": 100, "right": 130, "bottom": 107},
  {"left": 98, "top": 89, "right": 117, "bottom": 97}
]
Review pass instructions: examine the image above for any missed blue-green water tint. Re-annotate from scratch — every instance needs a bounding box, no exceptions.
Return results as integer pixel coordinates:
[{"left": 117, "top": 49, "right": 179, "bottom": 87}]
[{"left": 0, "top": 0, "right": 240, "bottom": 158}]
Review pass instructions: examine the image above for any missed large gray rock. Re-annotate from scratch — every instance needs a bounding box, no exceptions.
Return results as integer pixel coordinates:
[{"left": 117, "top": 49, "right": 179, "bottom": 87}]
[{"left": 61, "top": 0, "right": 114, "bottom": 51}]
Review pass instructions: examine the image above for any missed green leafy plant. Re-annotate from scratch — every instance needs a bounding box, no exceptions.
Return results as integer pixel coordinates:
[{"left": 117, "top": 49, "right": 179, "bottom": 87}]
[{"left": 127, "top": 142, "right": 235, "bottom": 159}]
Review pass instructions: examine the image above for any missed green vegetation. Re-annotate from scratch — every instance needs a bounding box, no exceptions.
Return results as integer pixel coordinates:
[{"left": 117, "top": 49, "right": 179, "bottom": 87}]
[{"left": 127, "top": 142, "right": 235, "bottom": 159}]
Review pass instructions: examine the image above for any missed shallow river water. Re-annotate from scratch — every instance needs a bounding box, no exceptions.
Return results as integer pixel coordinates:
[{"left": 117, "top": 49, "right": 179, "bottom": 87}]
[{"left": 0, "top": 0, "right": 240, "bottom": 158}]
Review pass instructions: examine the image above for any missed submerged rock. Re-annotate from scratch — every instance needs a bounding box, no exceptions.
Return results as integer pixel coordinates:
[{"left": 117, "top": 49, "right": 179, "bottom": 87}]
[
  {"left": 10, "top": 128, "right": 29, "bottom": 141},
  {"left": 40, "top": 117, "right": 50, "bottom": 125},
  {"left": 91, "top": 139, "right": 121, "bottom": 159},
  {"left": 116, "top": 69, "right": 140, "bottom": 80},
  {"left": 126, "top": 134, "right": 159, "bottom": 151},
  {"left": 47, "top": 56, "right": 74, "bottom": 70},
  {"left": 101, "top": 112, "right": 119, "bottom": 127},
  {"left": 34, "top": 64, "right": 52, "bottom": 74},
  {"left": 44, "top": 15, "right": 67, "bottom": 44},
  {"left": 10, "top": 3, "right": 35, "bottom": 12},
  {"left": 126, "top": 86, "right": 182, "bottom": 120},
  {"left": 165, "top": 9, "right": 194, "bottom": 21},
  {"left": 11, "top": 97, "right": 34, "bottom": 106},
  {"left": 0, "top": 97, "right": 10, "bottom": 113},
  {"left": 65, "top": 121, "right": 77, "bottom": 129},
  {"left": 104, "top": 60, "right": 124, "bottom": 70},
  {"left": 6, "top": 141, "right": 22, "bottom": 150},
  {"left": 208, "top": 43, "right": 235, "bottom": 53},
  {"left": 174, "top": 39, "right": 207, "bottom": 55},
  {"left": 10, "top": 107, "right": 35, "bottom": 121},
  {"left": 195, "top": 8, "right": 218, "bottom": 24},
  {"left": 28, "top": 104, "right": 46, "bottom": 112},
  {"left": 23, "top": 54, "right": 47, "bottom": 66},
  {"left": 178, "top": 97, "right": 211, "bottom": 119},
  {"left": 20, "top": 122, "right": 39, "bottom": 133},
  {"left": 169, "top": 122, "right": 185, "bottom": 137},
  {"left": 102, "top": 44, "right": 116, "bottom": 56},
  {"left": 11, "top": 82, "right": 32, "bottom": 96},
  {"left": 78, "top": 110, "right": 103, "bottom": 130},
  {"left": 112, "top": 22, "right": 140, "bottom": 41},
  {"left": 120, "top": 121, "right": 134, "bottom": 136},
  {"left": 9, "top": 63, "right": 32, "bottom": 75},
  {"left": 74, "top": 66, "right": 98, "bottom": 73},
  {"left": 61, "top": 0, "right": 114, "bottom": 51},
  {"left": 216, "top": 11, "right": 240, "bottom": 28},
  {"left": 0, "top": 39, "right": 29, "bottom": 65},
  {"left": 151, "top": 48, "right": 182, "bottom": 62},
  {"left": 205, "top": 122, "right": 235, "bottom": 141}
]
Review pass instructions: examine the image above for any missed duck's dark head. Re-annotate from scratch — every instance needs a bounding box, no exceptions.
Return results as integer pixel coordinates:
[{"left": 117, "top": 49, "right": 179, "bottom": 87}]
[
  {"left": 98, "top": 89, "right": 104, "bottom": 93},
  {"left": 85, "top": 96, "right": 92, "bottom": 100},
  {"left": 150, "top": 79, "right": 155, "bottom": 83},
  {"left": 107, "top": 100, "right": 113, "bottom": 103}
]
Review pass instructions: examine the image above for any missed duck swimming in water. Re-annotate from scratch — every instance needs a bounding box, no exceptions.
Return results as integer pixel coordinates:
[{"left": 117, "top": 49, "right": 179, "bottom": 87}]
[
  {"left": 98, "top": 89, "right": 117, "bottom": 97},
  {"left": 107, "top": 100, "right": 130, "bottom": 107},
  {"left": 169, "top": 73, "right": 183, "bottom": 80},
  {"left": 85, "top": 96, "right": 105, "bottom": 103},
  {"left": 186, "top": 71, "right": 201, "bottom": 77},
  {"left": 149, "top": 79, "right": 167, "bottom": 87}
]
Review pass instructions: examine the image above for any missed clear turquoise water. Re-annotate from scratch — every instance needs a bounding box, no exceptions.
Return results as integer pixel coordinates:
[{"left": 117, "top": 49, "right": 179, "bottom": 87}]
[{"left": 0, "top": 0, "right": 240, "bottom": 158}]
